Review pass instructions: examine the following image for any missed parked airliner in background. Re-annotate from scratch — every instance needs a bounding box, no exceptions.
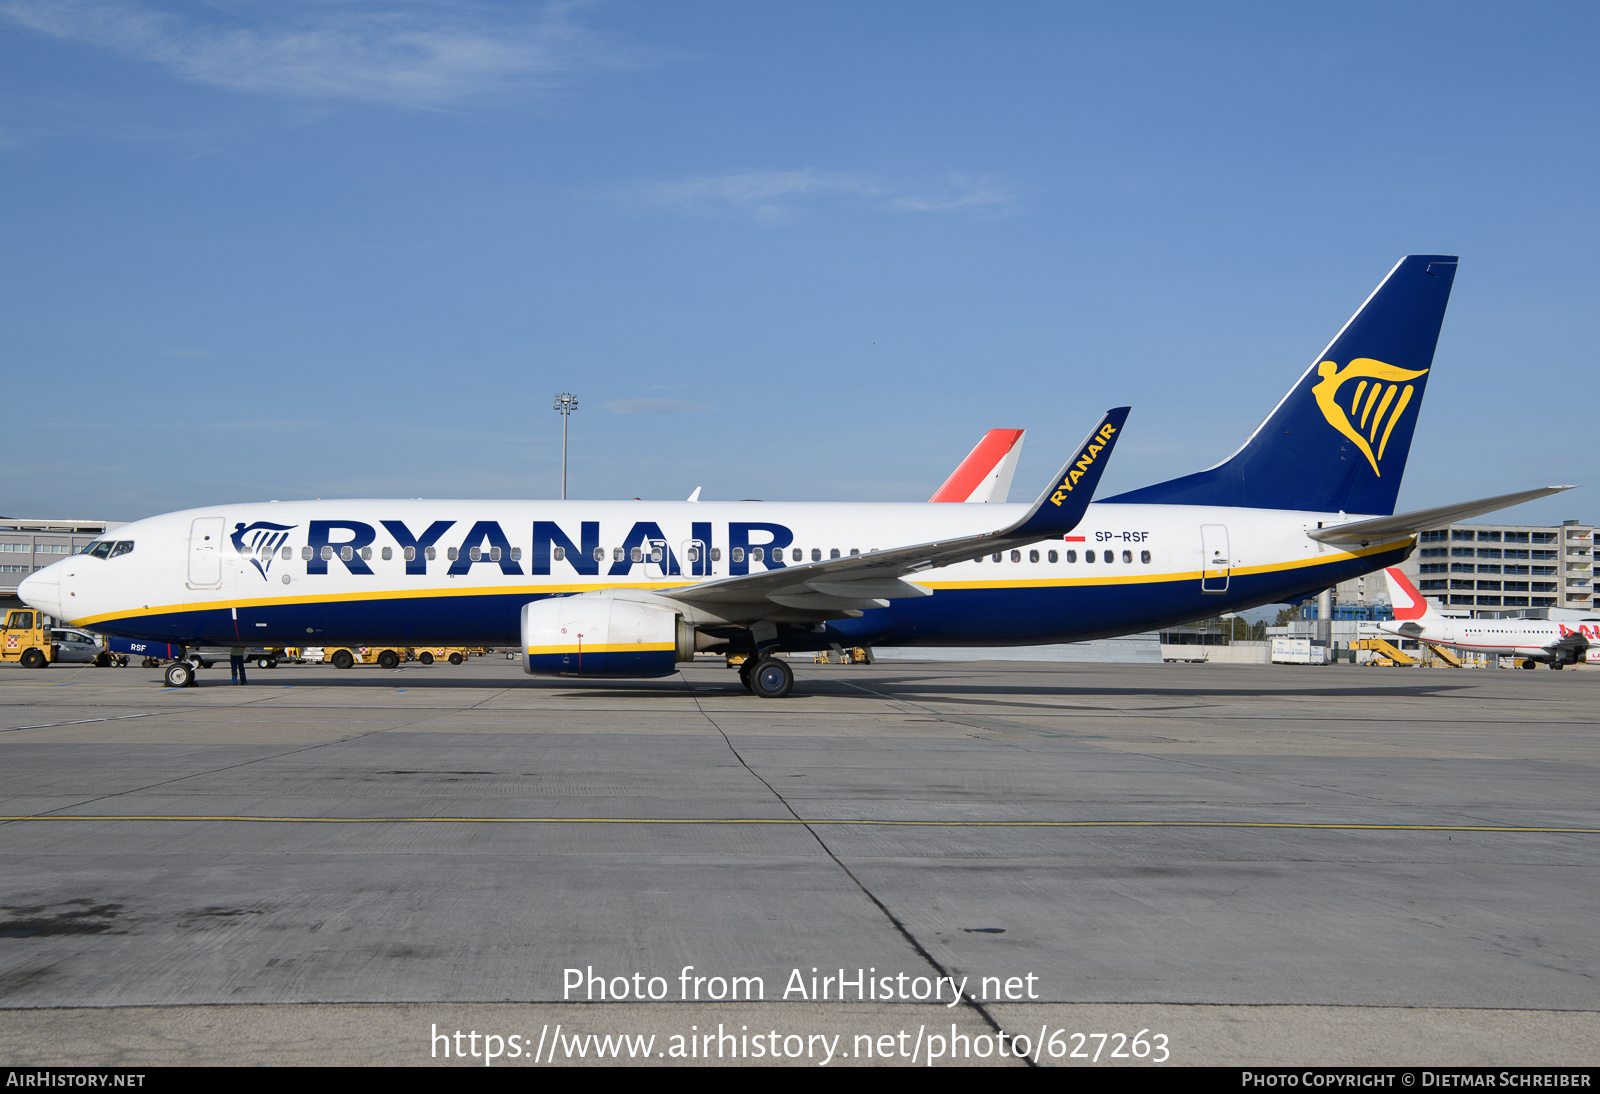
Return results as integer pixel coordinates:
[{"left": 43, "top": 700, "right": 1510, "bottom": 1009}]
[
  {"left": 17, "top": 254, "right": 1575, "bottom": 696},
  {"left": 1381, "top": 568, "right": 1598, "bottom": 669}
]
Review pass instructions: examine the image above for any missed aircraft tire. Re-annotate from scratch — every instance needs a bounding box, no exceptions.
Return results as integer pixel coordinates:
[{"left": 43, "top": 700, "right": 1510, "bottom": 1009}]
[
  {"left": 377, "top": 650, "right": 399, "bottom": 669},
  {"left": 1551, "top": 662, "right": 1564, "bottom": 670},
  {"left": 738, "top": 659, "right": 755, "bottom": 692},
  {"left": 1522, "top": 660, "right": 1538, "bottom": 670},
  {"left": 19, "top": 648, "right": 45, "bottom": 669},
  {"left": 418, "top": 652, "right": 434, "bottom": 665},
  {"left": 448, "top": 653, "right": 463, "bottom": 665},
  {"left": 750, "top": 657, "right": 794, "bottom": 699},
  {"left": 164, "top": 662, "right": 194, "bottom": 688}
]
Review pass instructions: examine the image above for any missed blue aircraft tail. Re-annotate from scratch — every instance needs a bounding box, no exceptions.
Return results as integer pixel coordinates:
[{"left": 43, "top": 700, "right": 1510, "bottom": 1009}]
[{"left": 1103, "top": 255, "right": 1458, "bottom": 515}]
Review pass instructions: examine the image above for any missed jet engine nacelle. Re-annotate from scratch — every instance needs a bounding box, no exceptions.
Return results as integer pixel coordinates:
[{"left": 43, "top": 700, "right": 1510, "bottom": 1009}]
[{"left": 521, "top": 595, "right": 694, "bottom": 677}]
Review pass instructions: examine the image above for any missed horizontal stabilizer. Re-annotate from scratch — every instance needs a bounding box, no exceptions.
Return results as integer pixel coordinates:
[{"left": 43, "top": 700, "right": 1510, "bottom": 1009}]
[{"left": 1308, "top": 486, "right": 1577, "bottom": 543}]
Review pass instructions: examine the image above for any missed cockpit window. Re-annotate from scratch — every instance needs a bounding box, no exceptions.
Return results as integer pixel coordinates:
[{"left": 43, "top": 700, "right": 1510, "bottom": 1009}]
[
  {"left": 87, "top": 541, "right": 114, "bottom": 559},
  {"left": 107, "top": 541, "right": 134, "bottom": 558}
]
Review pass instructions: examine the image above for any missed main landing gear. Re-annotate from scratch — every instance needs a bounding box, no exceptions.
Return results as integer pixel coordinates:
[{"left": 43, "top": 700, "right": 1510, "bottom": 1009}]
[{"left": 740, "top": 656, "right": 794, "bottom": 699}]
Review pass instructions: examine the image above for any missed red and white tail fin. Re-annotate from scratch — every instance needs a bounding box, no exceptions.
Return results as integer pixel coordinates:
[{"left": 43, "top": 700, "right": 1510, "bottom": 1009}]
[
  {"left": 1382, "top": 566, "right": 1438, "bottom": 621},
  {"left": 930, "top": 429, "right": 1026, "bottom": 503}
]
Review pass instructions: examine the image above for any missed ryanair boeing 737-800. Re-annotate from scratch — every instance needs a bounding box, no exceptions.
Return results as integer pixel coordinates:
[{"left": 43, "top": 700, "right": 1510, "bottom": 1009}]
[{"left": 14, "top": 255, "right": 1573, "bottom": 696}]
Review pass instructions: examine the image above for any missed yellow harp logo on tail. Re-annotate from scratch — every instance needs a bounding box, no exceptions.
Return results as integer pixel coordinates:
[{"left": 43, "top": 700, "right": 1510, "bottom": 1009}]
[{"left": 1311, "top": 358, "right": 1429, "bottom": 476}]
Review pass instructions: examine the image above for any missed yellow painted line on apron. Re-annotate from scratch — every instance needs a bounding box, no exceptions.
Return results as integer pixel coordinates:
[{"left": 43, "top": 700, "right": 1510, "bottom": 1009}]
[{"left": 0, "top": 815, "right": 1593, "bottom": 833}]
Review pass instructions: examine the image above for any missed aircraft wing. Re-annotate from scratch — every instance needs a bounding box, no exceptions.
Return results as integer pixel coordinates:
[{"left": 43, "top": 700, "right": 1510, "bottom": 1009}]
[
  {"left": 665, "top": 408, "right": 1129, "bottom": 611},
  {"left": 1307, "top": 486, "right": 1578, "bottom": 544}
]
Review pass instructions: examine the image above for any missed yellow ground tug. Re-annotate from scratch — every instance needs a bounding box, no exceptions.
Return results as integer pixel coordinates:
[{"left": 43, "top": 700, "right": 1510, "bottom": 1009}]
[{"left": 0, "top": 608, "right": 56, "bottom": 668}]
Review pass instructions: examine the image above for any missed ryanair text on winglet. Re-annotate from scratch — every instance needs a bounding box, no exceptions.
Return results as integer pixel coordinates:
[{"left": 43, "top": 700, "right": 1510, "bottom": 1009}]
[{"left": 1049, "top": 423, "right": 1117, "bottom": 506}]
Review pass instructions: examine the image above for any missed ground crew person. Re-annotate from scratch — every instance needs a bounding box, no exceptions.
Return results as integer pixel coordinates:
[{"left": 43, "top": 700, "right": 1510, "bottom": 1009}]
[{"left": 229, "top": 646, "right": 248, "bottom": 686}]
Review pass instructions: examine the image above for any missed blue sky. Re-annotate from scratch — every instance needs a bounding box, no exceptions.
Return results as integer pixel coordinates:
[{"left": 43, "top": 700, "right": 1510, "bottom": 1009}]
[{"left": 1, "top": 1, "right": 1595, "bottom": 524}]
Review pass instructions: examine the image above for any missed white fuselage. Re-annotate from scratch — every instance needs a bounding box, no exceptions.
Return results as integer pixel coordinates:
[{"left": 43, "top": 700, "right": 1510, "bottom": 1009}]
[
  {"left": 21, "top": 498, "right": 1411, "bottom": 650},
  {"left": 1380, "top": 616, "right": 1599, "bottom": 663}
]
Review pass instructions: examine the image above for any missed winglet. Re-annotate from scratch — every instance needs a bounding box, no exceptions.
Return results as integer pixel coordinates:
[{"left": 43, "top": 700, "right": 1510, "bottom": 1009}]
[{"left": 1003, "top": 407, "right": 1130, "bottom": 540}]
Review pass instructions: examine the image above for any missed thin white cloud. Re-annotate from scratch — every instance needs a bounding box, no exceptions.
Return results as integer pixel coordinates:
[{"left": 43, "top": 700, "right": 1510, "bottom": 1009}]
[
  {"left": 1, "top": 0, "right": 639, "bottom": 109},
  {"left": 609, "top": 169, "right": 1015, "bottom": 222},
  {"left": 603, "top": 398, "right": 711, "bottom": 415}
]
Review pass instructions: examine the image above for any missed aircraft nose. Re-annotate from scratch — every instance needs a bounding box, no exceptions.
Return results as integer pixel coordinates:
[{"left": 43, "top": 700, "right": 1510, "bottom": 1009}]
[{"left": 17, "top": 569, "right": 61, "bottom": 618}]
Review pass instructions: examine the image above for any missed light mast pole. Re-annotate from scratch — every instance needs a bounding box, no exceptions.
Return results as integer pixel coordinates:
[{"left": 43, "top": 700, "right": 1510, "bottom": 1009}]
[{"left": 552, "top": 393, "right": 578, "bottom": 500}]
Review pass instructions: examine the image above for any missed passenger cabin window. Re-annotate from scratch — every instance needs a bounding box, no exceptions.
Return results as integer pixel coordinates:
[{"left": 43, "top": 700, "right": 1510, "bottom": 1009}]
[
  {"left": 361, "top": 546, "right": 372, "bottom": 561},
  {"left": 849, "top": 548, "right": 860, "bottom": 556},
  {"left": 426, "top": 547, "right": 437, "bottom": 560},
  {"left": 281, "top": 546, "right": 293, "bottom": 560},
  {"left": 685, "top": 547, "right": 699, "bottom": 563},
  {"left": 1122, "top": 550, "right": 1132, "bottom": 563},
  {"left": 1066, "top": 550, "right": 1076, "bottom": 562},
  {"left": 732, "top": 547, "right": 745, "bottom": 563},
  {"left": 830, "top": 549, "right": 841, "bottom": 559},
  {"left": 649, "top": 547, "right": 662, "bottom": 563},
  {"left": 403, "top": 547, "right": 416, "bottom": 562},
  {"left": 302, "top": 546, "right": 313, "bottom": 560},
  {"left": 613, "top": 548, "right": 624, "bottom": 561},
  {"left": 1141, "top": 550, "right": 1151, "bottom": 564},
  {"left": 1029, "top": 550, "right": 1039, "bottom": 563},
  {"left": 1048, "top": 550, "right": 1058, "bottom": 563},
  {"left": 592, "top": 547, "right": 605, "bottom": 562},
  {"left": 793, "top": 548, "right": 803, "bottom": 562},
  {"left": 811, "top": 548, "right": 821, "bottom": 562},
  {"left": 320, "top": 546, "right": 334, "bottom": 561},
  {"left": 381, "top": 546, "right": 392, "bottom": 561},
  {"left": 554, "top": 546, "right": 566, "bottom": 561},
  {"left": 750, "top": 547, "right": 764, "bottom": 562},
  {"left": 511, "top": 547, "right": 521, "bottom": 561},
  {"left": 1085, "top": 550, "right": 1095, "bottom": 564},
  {"left": 712, "top": 548, "right": 722, "bottom": 561},
  {"left": 1010, "top": 550, "right": 1021, "bottom": 562},
  {"left": 470, "top": 547, "right": 482, "bottom": 562},
  {"left": 340, "top": 546, "right": 354, "bottom": 562},
  {"left": 992, "top": 553, "right": 1002, "bottom": 563},
  {"left": 630, "top": 547, "right": 643, "bottom": 563},
  {"left": 447, "top": 547, "right": 459, "bottom": 561}
]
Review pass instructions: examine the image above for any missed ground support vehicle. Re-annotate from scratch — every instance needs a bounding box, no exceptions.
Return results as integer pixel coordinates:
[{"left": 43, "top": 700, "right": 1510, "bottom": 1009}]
[
  {"left": 2, "top": 609, "right": 57, "bottom": 667},
  {"left": 310, "top": 645, "right": 410, "bottom": 669},
  {"left": 411, "top": 647, "right": 467, "bottom": 666},
  {"left": 186, "top": 647, "right": 285, "bottom": 670},
  {"left": 53, "top": 629, "right": 121, "bottom": 666}
]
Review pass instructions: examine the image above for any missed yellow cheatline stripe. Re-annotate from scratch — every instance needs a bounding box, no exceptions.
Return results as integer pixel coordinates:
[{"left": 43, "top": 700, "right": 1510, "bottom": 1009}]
[
  {"left": 71, "top": 538, "right": 1413, "bottom": 627},
  {"left": 0, "top": 815, "right": 1593, "bottom": 833},
  {"left": 525, "top": 643, "right": 674, "bottom": 655}
]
